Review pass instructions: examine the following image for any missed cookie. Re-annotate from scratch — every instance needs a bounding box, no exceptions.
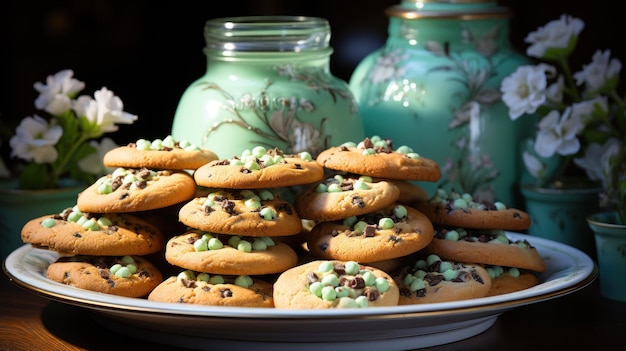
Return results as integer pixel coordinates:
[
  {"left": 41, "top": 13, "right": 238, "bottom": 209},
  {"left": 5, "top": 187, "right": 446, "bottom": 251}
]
[
  {"left": 193, "top": 146, "right": 324, "bottom": 189},
  {"left": 316, "top": 136, "right": 441, "bottom": 182},
  {"left": 21, "top": 207, "right": 164, "bottom": 256},
  {"left": 425, "top": 227, "right": 547, "bottom": 272},
  {"left": 306, "top": 203, "right": 434, "bottom": 262},
  {"left": 294, "top": 174, "right": 401, "bottom": 221},
  {"left": 148, "top": 270, "right": 274, "bottom": 307},
  {"left": 103, "top": 135, "right": 219, "bottom": 170},
  {"left": 76, "top": 168, "right": 197, "bottom": 213},
  {"left": 178, "top": 188, "right": 302, "bottom": 236},
  {"left": 484, "top": 265, "right": 539, "bottom": 297},
  {"left": 46, "top": 255, "right": 163, "bottom": 297},
  {"left": 273, "top": 260, "right": 399, "bottom": 309},
  {"left": 164, "top": 230, "right": 298, "bottom": 275},
  {"left": 384, "top": 179, "right": 430, "bottom": 204},
  {"left": 394, "top": 254, "right": 492, "bottom": 304},
  {"left": 412, "top": 188, "right": 531, "bottom": 231}
]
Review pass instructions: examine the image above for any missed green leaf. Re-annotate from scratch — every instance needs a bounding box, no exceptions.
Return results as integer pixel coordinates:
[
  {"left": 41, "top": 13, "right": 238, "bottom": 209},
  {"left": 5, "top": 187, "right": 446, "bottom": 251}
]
[{"left": 19, "top": 163, "right": 52, "bottom": 189}]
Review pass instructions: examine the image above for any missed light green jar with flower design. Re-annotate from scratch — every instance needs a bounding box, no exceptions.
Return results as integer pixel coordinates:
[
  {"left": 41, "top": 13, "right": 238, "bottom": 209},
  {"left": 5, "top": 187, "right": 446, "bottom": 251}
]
[
  {"left": 349, "top": 0, "right": 534, "bottom": 206},
  {"left": 172, "top": 16, "right": 364, "bottom": 159}
]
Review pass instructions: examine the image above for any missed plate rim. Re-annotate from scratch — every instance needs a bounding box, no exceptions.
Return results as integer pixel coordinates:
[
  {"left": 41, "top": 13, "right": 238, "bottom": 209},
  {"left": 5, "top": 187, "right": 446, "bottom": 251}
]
[{"left": 3, "top": 232, "right": 597, "bottom": 320}]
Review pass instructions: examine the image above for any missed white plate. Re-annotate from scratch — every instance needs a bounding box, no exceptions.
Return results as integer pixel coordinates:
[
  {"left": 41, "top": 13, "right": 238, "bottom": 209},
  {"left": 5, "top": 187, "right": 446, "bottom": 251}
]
[{"left": 3, "top": 232, "right": 596, "bottom": 351}]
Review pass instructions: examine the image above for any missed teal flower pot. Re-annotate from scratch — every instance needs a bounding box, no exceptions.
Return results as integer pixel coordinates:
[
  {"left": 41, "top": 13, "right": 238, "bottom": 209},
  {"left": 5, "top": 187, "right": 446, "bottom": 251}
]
[
  {"left": 0, "top": 179, "right": 85, "bottom": 259},
  {"left": 520, "top": 183, "right": 600, "bottom": 258},
  {"left": 587, "top": 212, "right": 626, "bottom": 302}
]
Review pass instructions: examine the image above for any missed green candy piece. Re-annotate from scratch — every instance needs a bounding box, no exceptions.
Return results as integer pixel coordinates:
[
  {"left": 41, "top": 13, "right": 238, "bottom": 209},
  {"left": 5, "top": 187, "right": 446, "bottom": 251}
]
[
  {"left": 317, "top": 261, "right": 334, "bottom": 273},
  {"left": 259, "top": 207, "right": 277, "bottom": 220},
  {"left": 379, "top": 217, "right": 395, "bottom": 229},
  {"left": 235, "top": 275, "right": 253, "bottom": 288},
  {"left": 237, "top": 240, "right": 252, "bottom": 253},
  {"left": 41, "top": 218, "right": 56, "bottom": 228},
  {"left": 344, "top": 261, "right": 360, "bottom": 275}
]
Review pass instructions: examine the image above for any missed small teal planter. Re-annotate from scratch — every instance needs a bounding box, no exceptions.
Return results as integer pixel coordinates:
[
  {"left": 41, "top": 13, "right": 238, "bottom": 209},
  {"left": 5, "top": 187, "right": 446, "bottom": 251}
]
[
  {"left": 0, "top": 179, "right": 85, "bottom": 259},
  {"left": 587, "top": 212, "right": 626, "bottom": 302},
  {"left": 520, "top": 183, "right": 600, "bottom": 258}
]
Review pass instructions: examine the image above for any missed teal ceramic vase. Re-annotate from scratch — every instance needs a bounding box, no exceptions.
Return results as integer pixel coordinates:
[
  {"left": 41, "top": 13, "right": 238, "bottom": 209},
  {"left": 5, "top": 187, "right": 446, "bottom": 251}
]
[
  {"left": 171, "top": 16, "right": 365, "bottom": 160},
  {"left": 349, "top": 0, "right": 534, "bottom": 206},
  {"left": 521, "top": 182, "right": 601, "bottom": 258},
  {"left": 587, "top": 212, "right": 626, "bottom": 302},
  {"left": 0, "top": 179, "right": 84, "bottom": 259}
]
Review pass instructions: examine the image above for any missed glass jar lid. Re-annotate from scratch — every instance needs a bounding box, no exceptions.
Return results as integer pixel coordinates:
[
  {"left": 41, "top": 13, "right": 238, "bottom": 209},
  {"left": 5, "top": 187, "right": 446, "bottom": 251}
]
[{"left": 204, "top": 16, "right": 331, "bottom": 53}]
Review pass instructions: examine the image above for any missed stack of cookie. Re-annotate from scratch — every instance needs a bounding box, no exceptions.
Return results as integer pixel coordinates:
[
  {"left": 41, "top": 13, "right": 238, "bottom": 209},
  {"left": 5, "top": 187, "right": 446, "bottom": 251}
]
[
  {"left": 411, "top": 187, "right": 547, "bottom": 298},
  {"left": 21, "top": 135, "right": 218, "bottom": 297},
  {"left": 297, "top": 136, "right": 440, "bottom": 269},
  {"left": 148, "top": 146, "right": 325, "bottom": 307}
]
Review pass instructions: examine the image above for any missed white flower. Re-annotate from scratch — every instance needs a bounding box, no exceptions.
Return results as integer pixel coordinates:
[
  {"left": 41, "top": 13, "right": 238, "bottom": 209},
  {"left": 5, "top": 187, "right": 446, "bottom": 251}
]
[
  {"left": 33, "top": 69, "right": 85, "bottom": 116},
  {"left": 534, "top": 107, "right": 584, "bottom": 158},
  {"left": 571, "top": 96, "right": 608, "bottom": 125},
  {"left": 77, "top": 137, "right": 119, "bottom": 175},
  {"left": 574, "top": 139, "right": 620, "bottom": 185},
  {"left": 524, "top": 14, "right": 584, "bottom": 59},
  {"left": 73, "top": 87, "right": 138, "bottom": 134},
  {"left": 9, "top": 115, "right": 63, "bottom": 163},
  {"left": 573, "top": 50, "right": 622, "bottom": 93},
  {"left": 523, "top": 151, "right": 545, "bottom": 178},
  {"left": 601, "top": 139, "right": 625, "bottom": 190},
  {"left": 545, "top": 75, "right": 565, "bottom": 104},
  {"left": 500, "top": 64, "right": 551, "bottom": 120}
]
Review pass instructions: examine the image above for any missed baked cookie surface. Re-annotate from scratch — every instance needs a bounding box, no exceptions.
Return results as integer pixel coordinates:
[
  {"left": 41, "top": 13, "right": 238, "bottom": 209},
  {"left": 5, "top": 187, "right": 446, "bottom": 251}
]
[
  {"left": 273, "top": 260, "right": 399, "bottom": 309},
  {"left": 394, "top": 254, "right": 492, "bottom": 304},
  {"left": 21, "top": 207, "right": 164, "bottom": 256},
  {"left": 385, "top": 179, "right": 430, "bottom": 204},
  {"left": 103, "top": 135, "right": 219, "bottom": 170},
  {"left": 316, "top": 136, "right": 441, "bottom": 182},
  {"left": 178, "top": 188, "right": 302, "bottom": 236},
  {"left": 485, "top": 266, "right": 539, "bottom": 297},
  {"left": 164, "top": 231, "right": 298, "bottom": 275},
  {"left": 294, "top": 174, "right": 400, "bottom": 221},
  {"left": 306, "top": 203, "right": 434, "bottom": 262},
  {"left": 413, "top": 188, "right": 531, "bottom": 231},
  {"left": 46, "top": 255, "right": 163, "bottom": 297},
  {"left": 148, "top": 270, "right": 274, "bottom": 307},
  {"left": 193, "top": 146, "right": 324, "bottom": 189},
  {"left": 425, "top": 227, "right": 547, "bottom": 272},
  {"left": 76, "top": 168, "right": 197, "bottom": 213}
]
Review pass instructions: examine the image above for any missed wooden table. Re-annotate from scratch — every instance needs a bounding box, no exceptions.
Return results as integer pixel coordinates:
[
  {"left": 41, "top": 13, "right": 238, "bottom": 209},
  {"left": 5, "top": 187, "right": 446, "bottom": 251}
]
[{"left": 1, "top": 264, "right": 625, "bottom": 351}]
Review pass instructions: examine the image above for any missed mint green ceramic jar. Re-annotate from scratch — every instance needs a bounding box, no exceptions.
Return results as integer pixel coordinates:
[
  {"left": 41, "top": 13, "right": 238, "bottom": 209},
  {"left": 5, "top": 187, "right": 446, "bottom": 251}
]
[
  {"left": 172, "top": 16, "right": 364, "bottom": 159},
  {"left": 349, "top": 0, "right": 534, "bottom": 206}
]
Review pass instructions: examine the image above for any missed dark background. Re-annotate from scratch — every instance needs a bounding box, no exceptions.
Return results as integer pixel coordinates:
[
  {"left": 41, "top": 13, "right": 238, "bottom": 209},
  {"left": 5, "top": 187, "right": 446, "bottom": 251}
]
[{"left": 1, "top": 0, "right": 622, "bottom": 159}]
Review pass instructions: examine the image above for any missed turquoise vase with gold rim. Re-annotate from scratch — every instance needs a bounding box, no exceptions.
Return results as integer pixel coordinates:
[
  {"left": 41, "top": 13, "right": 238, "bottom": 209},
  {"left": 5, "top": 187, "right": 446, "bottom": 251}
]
[{"left": 349, "top": 0, "right": 534, "bottom": 207}]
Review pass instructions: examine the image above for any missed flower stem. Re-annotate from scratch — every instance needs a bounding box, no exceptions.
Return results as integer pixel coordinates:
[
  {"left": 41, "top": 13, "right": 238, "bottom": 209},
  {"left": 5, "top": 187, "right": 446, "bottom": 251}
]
[
  {"left": 52, "top": 133, "right": 90, "bottom": 181},
  {"left": 558, "top": 57, "right": 581, "bottom": 102}
]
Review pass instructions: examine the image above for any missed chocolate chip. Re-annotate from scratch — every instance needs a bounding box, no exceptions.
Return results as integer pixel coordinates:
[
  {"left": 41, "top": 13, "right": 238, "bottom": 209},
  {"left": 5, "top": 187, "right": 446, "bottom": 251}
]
[
  {"left": 363, "top": 287, "right": 380, "bottom": 301},
  {"left": 352, "top": 196, "right": 365, "bottom": 208},
  {"left": 426, "top": 274, "right": 444, "bottom": 286},
  {"left": 364, "top": 224, "right": 377, "bottom": 237}
]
